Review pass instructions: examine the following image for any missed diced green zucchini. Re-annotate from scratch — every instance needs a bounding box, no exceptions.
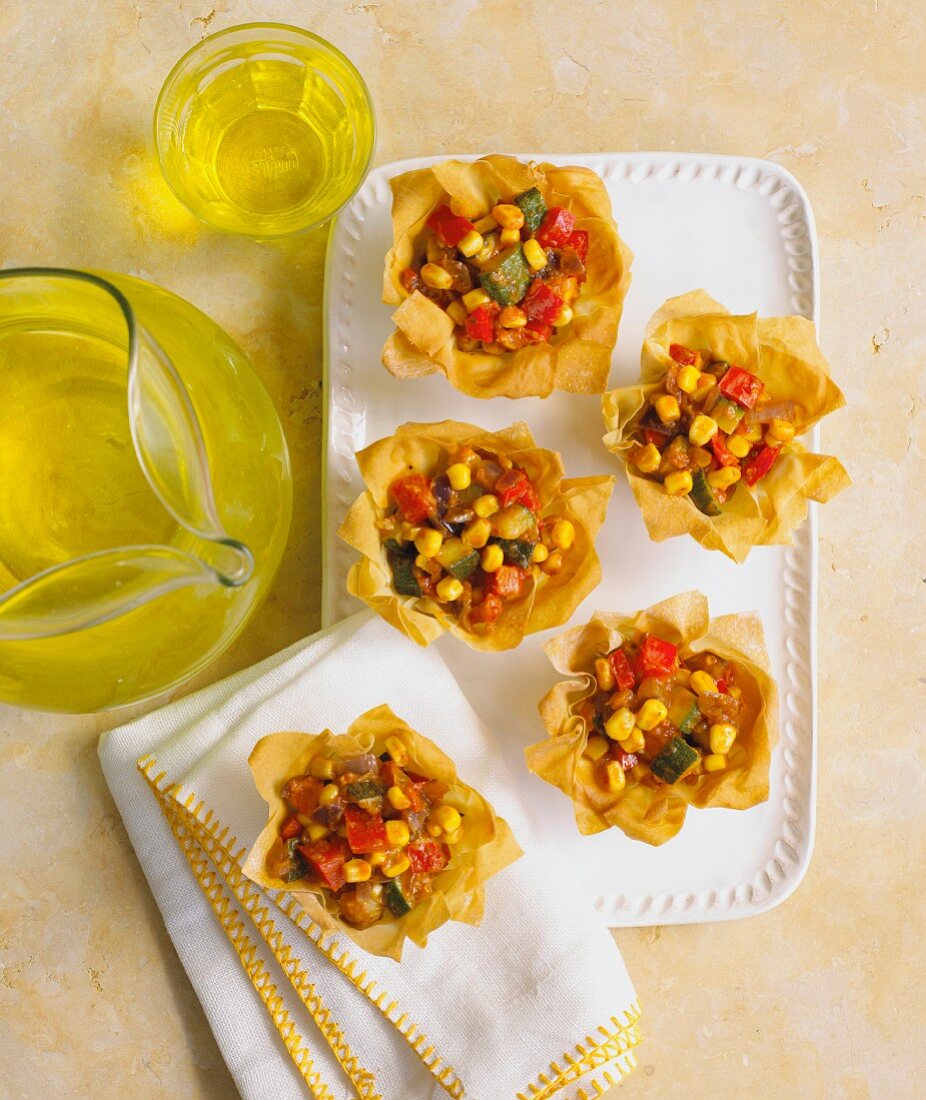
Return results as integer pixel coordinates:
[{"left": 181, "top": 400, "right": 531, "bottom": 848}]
[
  {"left": 689, "top": 468, "right": 721, "bottom": 517},
  {"left": 668, "top": 687, "right": 699, "bottom": 735},
  {"left": 479, "top": 245, "right": 531, "bottom": 306},
  {"left": 437, "top": 537, "right": 479, "bottom": 581},
  {"left": 650, "top": 736, "right": 700, "bottom": 784},
  {"left": 493, "top": 537, "right": 536, "bottom": 568},
  {"left": 713, "top": 397, "right": 745, "bottom": 435},
  {"left": 385, "top": 539, "right": 421, "bottom": 597},
  {"left": 515, "top": 187, "right": 547, "bottom": 232},
  {"left": 490, "top": 504, "right": 535, "bottom": 540},
  {"left": 383, "top": 879, "right": 412, "bottom": 917},
  {"left": 346, "top": 779, "right": 386, "bottom": 801},
  {"left": 284, "top": 838, "right": 307, "bottom": 882}
]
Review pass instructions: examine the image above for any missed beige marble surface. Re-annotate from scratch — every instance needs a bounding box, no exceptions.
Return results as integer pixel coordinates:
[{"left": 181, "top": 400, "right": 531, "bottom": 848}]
[{"left": 0, "top": 1, "right": 923, "bottom": 1097}]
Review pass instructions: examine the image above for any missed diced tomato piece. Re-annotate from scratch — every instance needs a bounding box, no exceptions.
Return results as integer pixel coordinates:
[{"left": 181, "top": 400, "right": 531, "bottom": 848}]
[
  {"left": 282, "top": 776, "right": 323, "bottom": 815},
  {"left": 496, "top": 468, "right": 540, "bottom": 512},
  {"left": 617, "top": 751, "right": 639, "bottom": 771},
  {"left": 669, "top": 343, "right": 699, "bottom": 366},
  {"left": 487, "top": 564, "right": 528, "bottom": 601},
  {"left": 718, "top": 365, "right": 764, "bottom": 409},
  {"left": 469, "top": 591, "right": 504, "bottom": 625},
  {"left": 522, "top": 280, "right": 564, "bottom": 324},
  {"left": 343, "top": 806, "right": 388, "bottom": 854},
  {"left": 710, "top": 433, "right": 740, "bottom": 468},
  {"left": 742, "top": 445, "right": 781, "bottom": 487},
  {"left": 608, "top": 648, "right": 636, "bottom": 691},
  {"left": 399, "top": 267, "right": 421, "bottom": 294},
  {"left": 565, "top": 229, "right": 589, "bottom": 264},
  {"left": 406, "top": 837, "right": 450, "bottom": 874},
  {"left": 643, "top": 428, "right": 669, "bottom": 447},
  {"left": 536, "top": 206, "right": 576, "bottom": 249},
  {"left": 464, "top": 302, "right": 499, "bottom": 342},
  {"left": 390, "top": 473, "right": 436, "bottom": 524},
  {"left": 633, "top": 634, "right": 678, "bottom": 680},
  {"left": 523, "top": 319, "right": 553, "bottom": 343},
  {"left": 298, "top": 838, "right": 349, "bottom": 892},
  {"left": 280, "top": 816, "right": 302, "bottom": 841},
  {"left": 716, "top": 678, "right": 730, "bottom": 695},
  {"left": 425, "top": 204, "right": 475, "bottom": 248}
]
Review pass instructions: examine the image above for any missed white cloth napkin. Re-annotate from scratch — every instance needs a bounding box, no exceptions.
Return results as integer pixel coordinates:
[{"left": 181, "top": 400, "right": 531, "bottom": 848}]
[{"left": 99, "top": 610, "right": 640, "bottom": 1100}]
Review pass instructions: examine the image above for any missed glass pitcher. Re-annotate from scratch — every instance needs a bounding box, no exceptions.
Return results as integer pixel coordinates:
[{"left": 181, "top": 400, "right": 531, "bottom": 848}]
[{"left": 0, "top": 268, "right": 292, "bottom": 712}]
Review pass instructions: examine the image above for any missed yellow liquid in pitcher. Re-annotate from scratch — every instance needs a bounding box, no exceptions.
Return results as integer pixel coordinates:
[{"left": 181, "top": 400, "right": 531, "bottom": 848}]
[{"left": 168, "top": 58, "right": 369, "bottom": 236}]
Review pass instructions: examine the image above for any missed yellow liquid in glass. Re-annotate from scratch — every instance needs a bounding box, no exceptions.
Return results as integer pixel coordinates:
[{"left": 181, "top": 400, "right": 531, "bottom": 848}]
[{"left": 172, "top": 58, "right": 364, "bottom": 236}]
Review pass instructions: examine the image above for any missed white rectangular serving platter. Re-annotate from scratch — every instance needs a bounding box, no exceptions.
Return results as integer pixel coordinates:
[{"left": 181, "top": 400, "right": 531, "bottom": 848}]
[{"left": 322, "top": 152, "right": 819, "bottom": 927}]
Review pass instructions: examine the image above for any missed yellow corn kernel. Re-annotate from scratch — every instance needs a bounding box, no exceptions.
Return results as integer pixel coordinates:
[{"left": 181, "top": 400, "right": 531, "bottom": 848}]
[
  {"left": 688, "top": 414, "right": 719, "bottom": 447},
  {"left": 604, "top": 707, "right": 636, "bottom": 741},
  {"left": 499, "top": 227, "right": 521, "bottom": 247},
  {"left": 462, "top": 288, "right": 491, "bottom": 312},
  {"left": 432, "top": 805, "right": 462, "bottom": 833},
  {"left": 296, "top": 812, "right": 315, "bottom": 827},
  {"left": 663, "top": 470, "right": 694, "bottom": 496},
  {"left": 385, "top": 735, "right": 408, "bottom": 767},
  {"left": 426, "top": 822, "right": 443, "bottom": 838},
  {"left": 618, "top": 728, "right": 646, "bottom": 755},
  {"left": 319, "top": 783, "right": 340, "bottom": 806},
  {"left": 674, "top": 667, "right": 692, "bottom": 686},
  {"left": 306, "top": 822, "right": 330, "bottom": 842},
  {"left": 551, "top": 519, "right": 575, "bottom": 550},
  {"left": 368, "top": 850, "right": 388, "bottom": 867},
  {"left": 436, "top": 576, "right": 464, "bottom": 602},
  {"left": 446, "top": 462, "right": 472, "bottom": 491},
  {"left": 414, "top": 528, "right": 443, "bottom": 558},
  {"left": 532, "top": 543, "right": 549, "bottom": 563},
  {"left": 492, "top": 203, "right": 525, "bottom": 229},
  {"left": 707, "top": 466, "right": 742, "bottom": 489},
  {"left": 676, "top": 365, "right": 702, "bottom": 393},
  {"left": 414, "top": 554, "right": 430, "bottom": 569},
  {"left": 383, "top": 854, "right": 411, "bottom": 879},
  {"left": 457, "top": 229, "right": 484, "bottom": 258},
  {"left": 499, "top": 305, "right": 527, "bottom": 328},
  {"left": 583, "top": 734, "right": 609, "bottom": 762},
  {"left": 604, "top": 760, "right": 627, "bottom": 793},
  {"left": 473, "top": 493, "right": 500, "bottom": 518},
  {"left": 344, "top": 859, "right": 372, "bottom": 884},
  {"left": 594, "top": 657, "right": 614, "bottom": 692},
  {"left": 744, "top": 422, "right": 764, "bottom": 443},
  {"left": 690, "top": 446, "right": 713, "bottom": 469},
  {"left": 420, "top": 262, "right": 453, "bottom": 290},
  {"left": 400, "top": 522, "right": 421, "bottom": 542},
  {"left": 385, "top": 820, "right": 411, "bottom": 847},
  {"left": 633, "top": 442, "right": 662, "bottom": 474},
  {"left": 386, "top": 785, "right": 411, "bottom": 811},
  {"left": 709, "top": 722, "right": 738, "bottom": 755},
  {"left": 653, "top": 394, "right": 681, "bottom": 424},
  {"left": 703, "top": 753, "right": 726, "bottom": 772},
  {"left": 473, "top": 214, "right": 498, "bottom": 234},
  {"left": 766, "top": 417, "right": 796, "bottom": 444},
  {"left": 309, "top": 755, "right": 336, "bottom": 781},
  {"left": 542, "top": 550, "right": 564, "bottom": 574},
  {"left": 553, "top": 304, "right": 573, "bottom": 327},
  {"left": 725, "top": 433, "right": 752, "bottom": 458},
  {"left": 480, "top": 543, "right": 504, "bottom": 573},
  {"left": 523, "top": 237, "right": 547, "bottom": 271},
  {"left": 690, "top": 670, "right": 718, "bottom": 696},
  {"left": 462, "top": 518, "right": 492, "bottom": 549},
  {"left": 695, "top": 373, "right": 717, "bottom": 393},
  {"left": 636, "top": 698, "right": 669, "bottom": 731},
  {"left": 729, "top": 685, "right": 743, "bottom": 700},
  {"left": 446, "top": 299, "right": 469, "bottom": 326},
  {"left": 442, "top": 825, "right": 464, "bottom": 845}
]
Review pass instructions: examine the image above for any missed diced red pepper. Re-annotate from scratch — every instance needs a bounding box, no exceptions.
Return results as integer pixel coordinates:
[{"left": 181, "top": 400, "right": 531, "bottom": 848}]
[
  {"left": 280, "top": 816, "right": 302, "bottom": 841},
  {"left": 633, "top": 634, "right": 678, "bottom": 680},
  {"left": 496, "top": 468, "right": 540, "bottom": 512},
  {"left": 343, "top": 806, "right": 388, "bottom": 854},
  {"left": 719, "top": 365, "right": 764, "bottom": 409},
  {"left": 536, "top": 206, "right": 576, "bottom": 248},
  {"left": 487, "top": 564, "right": 528, "bottom": 601},
  {"left": 617, "top": 751, "right": 639, "bottom": 771},
  {"left": 298, "top": 838, "right": 348, "bottom": 892},
  {"left": 523, "top": 319, "right": 553, "bottom": 343},
  {"left": 522, "top": 280, "right": 564, "bottom": 324},
  {"left": 464, "top": 302, "right": 499, "bottom": 342},
  {"left": 742, "top": 445, "right": 781, "bottom": 487},
  {"left": 282, "top": 776, "right": 324, "bottom": 815},
  {"left": 425, "top": 204, "right": 475, "bottom": 248},
  {"left": 669, "top": 343, "right": 699, "bottom": 366},
  {"left": 710, "top": 433, "right": 740, "bottom": 468},
  {"left": 406, "top": 837, "right": 450, "bottom": 874},
  {"left": 643, "top": 428, "right": 669, "bottom": 447},
  {"left": 399, "top": 267, "right": 421, "bottom": 294},
  {"left": 716, "top": 678, "right": 730, "bottom": 695},
  {"left": 469, "top": 591, "right": 504, "bottom": 625},
  {"left": 566, "top": 229, "right": 589, "bottom": 264},
  {"left": 390, "top": 473, "right": 436, "bottom": 524},
  {"left": 608, "top": 648, "right": 636, "bottom": 692}
]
